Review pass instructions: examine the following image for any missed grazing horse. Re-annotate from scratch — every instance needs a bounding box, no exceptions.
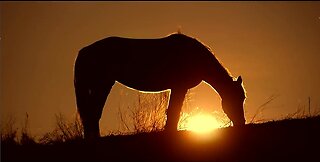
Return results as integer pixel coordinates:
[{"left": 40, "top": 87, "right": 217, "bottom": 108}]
[{"left": 74, "top": 33, "right": 246, "bottom": 139}]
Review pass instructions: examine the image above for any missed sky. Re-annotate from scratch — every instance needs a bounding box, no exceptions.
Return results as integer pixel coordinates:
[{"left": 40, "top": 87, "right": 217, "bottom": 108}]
[{"left": 1, "top": 2, "right": 320, "bottom": 136}]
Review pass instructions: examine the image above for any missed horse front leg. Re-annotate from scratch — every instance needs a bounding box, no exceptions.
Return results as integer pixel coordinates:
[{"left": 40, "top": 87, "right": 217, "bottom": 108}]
[{"left": 164, "top": 89, "right": 187, "bottom": 132}]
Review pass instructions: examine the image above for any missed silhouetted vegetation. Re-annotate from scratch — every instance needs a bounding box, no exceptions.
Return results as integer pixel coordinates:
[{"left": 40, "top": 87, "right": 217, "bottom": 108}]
[
  {"left": 1, "top": 113, "right": 83, "bottom": 146},
  {"left": 1, "top": 95, "right": 319, "bottom": 161},
  {"left": 1, "top": 115, "right": 19, "bottom": 145},
  {"left": 118, "top": 92, "right": 169, "bottom": 134},
  {"left": 39, "top": 113, "right": 83, "bottom": 145},
  {"left": 2, "top": 112, "right": 319, "bottom": 161},
  {"left": 0, "top": 113, "right": 36, "bottom": 146}
]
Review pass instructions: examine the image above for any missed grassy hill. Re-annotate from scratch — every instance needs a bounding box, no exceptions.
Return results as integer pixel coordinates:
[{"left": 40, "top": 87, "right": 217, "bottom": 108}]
[{"left": 2, "top": 116, "right": 320, "bottom": 162}]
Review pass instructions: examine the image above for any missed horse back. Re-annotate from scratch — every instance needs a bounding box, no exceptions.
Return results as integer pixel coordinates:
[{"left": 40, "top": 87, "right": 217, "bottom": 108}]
[{"left": 75, "top": 34, "right": 214, "bottom": 90}]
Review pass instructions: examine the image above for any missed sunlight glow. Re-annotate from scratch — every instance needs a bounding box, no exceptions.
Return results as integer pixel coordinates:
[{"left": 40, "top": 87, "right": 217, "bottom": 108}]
[{"left": 184, "top": 114, "right": 222, "bottom": 134}]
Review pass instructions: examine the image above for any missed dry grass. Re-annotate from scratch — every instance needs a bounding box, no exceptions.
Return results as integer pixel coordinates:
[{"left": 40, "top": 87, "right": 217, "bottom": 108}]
[
  {"left": 3, "top": 115, "right": 319, "bottom": 162},
  {"left": 1, "top": 112, "right": 83, "bottom": 145},
  {"left": 0, "top": 113, "right": 36, "bottom": 145},
  {"left": 249, "top": 94, "right": 279, "bottom": 123},
  {"left": 1, "top": 95, "right": 319, "bottom": 145},
  {"left": 0, "top": 114, "right": 19, "bottom": 145},
  {"left": 118, "top": 92, "right": 169, "bottom": 134},
  {"left": 39, "top": 113, "right": 83, "bottom": 144}
]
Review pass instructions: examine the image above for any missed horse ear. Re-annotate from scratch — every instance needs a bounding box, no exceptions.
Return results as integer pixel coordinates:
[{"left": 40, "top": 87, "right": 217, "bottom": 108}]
[{"left": 237, "top": 76, "right": 242, "bottom": 84}]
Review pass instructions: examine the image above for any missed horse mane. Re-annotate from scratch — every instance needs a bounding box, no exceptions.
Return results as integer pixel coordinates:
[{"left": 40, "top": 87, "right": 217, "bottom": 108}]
[{"left": 191, "top": 35, "right": 233, "bottom": 79}]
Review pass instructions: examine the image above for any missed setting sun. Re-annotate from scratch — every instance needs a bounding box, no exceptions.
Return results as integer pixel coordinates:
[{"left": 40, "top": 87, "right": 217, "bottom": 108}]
[{"left": 184, "top": 114, "right": 223, "bottom": 134}]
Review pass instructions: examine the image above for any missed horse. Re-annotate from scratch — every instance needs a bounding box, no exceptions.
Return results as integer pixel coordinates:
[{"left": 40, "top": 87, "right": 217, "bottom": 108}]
[{"left": 74, "top": 33, "right": 246, "bottom": 139}]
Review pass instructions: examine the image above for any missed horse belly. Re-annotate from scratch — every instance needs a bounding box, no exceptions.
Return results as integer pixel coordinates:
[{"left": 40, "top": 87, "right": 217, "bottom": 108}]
[
  {"left": 115, "top": 62, "right": 202, "bottom": 92},
  {"left": 115, "top": 65, "right": 173, "bottom": 91}
]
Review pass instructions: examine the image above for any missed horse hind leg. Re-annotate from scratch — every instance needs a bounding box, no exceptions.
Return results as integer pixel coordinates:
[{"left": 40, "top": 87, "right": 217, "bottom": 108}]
[{"left": 78, "top": 83, "right": 112, "bottom": 140}]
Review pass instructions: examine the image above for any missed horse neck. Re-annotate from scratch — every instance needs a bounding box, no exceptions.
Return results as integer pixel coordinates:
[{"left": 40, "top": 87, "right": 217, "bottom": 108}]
[{"left": 204, "top": 62, "right": 234, "bottom": 99}]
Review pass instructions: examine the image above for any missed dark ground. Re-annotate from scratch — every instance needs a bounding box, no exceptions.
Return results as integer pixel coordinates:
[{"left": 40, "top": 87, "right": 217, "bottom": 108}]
[{"left": 2, "top": 116, "right": 320, "bottom": 162}]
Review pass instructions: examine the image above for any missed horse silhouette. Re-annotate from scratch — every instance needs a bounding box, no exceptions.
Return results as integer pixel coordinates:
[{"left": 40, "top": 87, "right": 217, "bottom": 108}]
[{"left": 74, "top": 33, "right": 246, "bottom": 139}]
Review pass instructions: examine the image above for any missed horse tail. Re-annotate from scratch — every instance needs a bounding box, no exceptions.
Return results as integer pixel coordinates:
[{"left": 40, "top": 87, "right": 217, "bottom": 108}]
[{"left": 74, "top": 48, "right": 91, "bottom": 120}]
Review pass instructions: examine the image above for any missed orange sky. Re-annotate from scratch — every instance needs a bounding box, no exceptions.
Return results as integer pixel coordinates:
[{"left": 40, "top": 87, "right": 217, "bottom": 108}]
[{"left": 1, "top": 2, "right": 320, "bottom": 135}]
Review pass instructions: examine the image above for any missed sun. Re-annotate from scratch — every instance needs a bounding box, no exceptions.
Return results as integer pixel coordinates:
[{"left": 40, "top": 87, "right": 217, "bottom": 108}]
[{"left": 183, "top": 113, "right": 223, "bottom": 134}]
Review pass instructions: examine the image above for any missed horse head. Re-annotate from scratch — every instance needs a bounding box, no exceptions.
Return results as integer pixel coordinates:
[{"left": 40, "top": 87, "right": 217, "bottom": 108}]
[{"left": 221, "top": 76, "right": 246, "bottom": 126}]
